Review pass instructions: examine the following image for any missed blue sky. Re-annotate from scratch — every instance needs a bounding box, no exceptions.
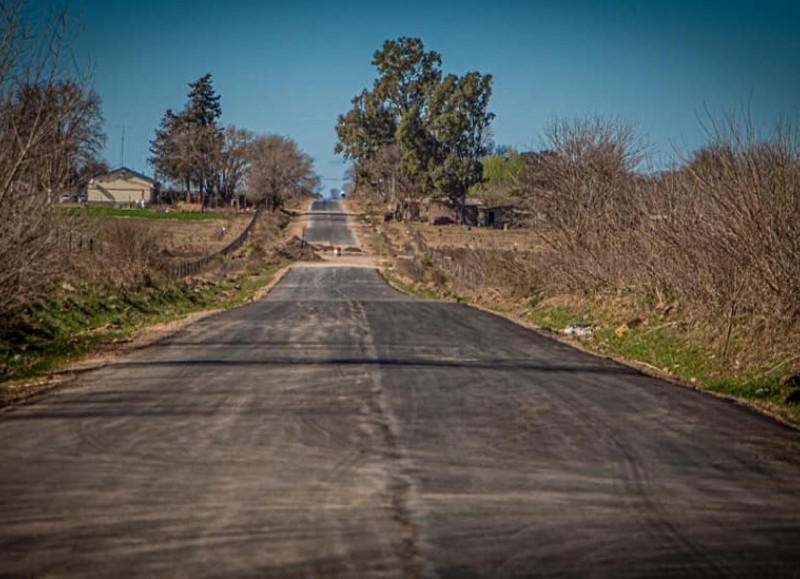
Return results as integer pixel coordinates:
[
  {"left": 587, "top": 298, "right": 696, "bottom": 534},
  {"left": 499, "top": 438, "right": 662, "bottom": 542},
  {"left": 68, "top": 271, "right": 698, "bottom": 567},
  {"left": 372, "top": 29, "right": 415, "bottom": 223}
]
[{"left": 47, "top": 0, "right": 800, "bottom": 186}]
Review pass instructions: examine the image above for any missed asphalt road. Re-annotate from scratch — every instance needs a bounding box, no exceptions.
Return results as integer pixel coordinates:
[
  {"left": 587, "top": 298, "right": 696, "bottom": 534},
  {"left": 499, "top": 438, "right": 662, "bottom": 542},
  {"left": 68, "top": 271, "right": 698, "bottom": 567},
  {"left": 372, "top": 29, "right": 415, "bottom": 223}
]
[
  {"left": 302, "top": 199, "right": 356, "bottom": 247},
  {"left": 1, "top": 204, "right": 800, "bottom": 577}
]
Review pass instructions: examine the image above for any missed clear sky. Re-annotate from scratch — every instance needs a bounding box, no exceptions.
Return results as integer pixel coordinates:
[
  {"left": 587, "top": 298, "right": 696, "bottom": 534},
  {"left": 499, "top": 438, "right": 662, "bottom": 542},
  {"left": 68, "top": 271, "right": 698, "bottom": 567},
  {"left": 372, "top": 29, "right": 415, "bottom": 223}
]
[{"left": 45, "top": 0, "right": 800, "bottom": 186}]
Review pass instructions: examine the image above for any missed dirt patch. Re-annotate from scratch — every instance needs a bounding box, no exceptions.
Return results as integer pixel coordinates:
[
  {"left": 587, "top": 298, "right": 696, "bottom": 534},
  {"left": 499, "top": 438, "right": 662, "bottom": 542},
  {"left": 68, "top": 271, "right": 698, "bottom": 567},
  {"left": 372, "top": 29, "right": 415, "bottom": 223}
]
[{"left": 272, "top": 236, "right": 322, "bottom": 262}]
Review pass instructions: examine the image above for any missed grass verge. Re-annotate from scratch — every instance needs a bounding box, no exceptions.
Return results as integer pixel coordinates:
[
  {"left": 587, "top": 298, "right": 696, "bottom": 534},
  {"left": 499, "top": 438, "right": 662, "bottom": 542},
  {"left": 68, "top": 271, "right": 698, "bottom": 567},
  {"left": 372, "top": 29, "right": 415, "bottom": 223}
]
[
  {"left": 370, "top": 222, "right": 800, "bottom": 428},
  {"left": 1, "top": 264, "right": 285, "bottom": 406},
  {"left": 63, "top": 207, "right": 224, "bottom": 220},
  {"left": 525, "top": 294, "right": 800, "bottom": 428},
  {"left": 381, "top": 268, "right": 445, "bottom": 301}
]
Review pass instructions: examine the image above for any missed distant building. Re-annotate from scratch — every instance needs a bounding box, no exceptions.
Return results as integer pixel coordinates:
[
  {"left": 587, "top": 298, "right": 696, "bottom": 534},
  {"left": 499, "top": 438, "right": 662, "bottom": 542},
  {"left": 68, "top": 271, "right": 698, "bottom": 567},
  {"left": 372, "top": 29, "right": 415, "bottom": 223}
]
[
  {"left": 87, "top": 167, "right": 156, "bottom": 206},
  {"left": 427, "top": 199, "right": 456, "bottom": 224},
  {"left": 425, "top": 197, "right": 522, "bottom": 228}
]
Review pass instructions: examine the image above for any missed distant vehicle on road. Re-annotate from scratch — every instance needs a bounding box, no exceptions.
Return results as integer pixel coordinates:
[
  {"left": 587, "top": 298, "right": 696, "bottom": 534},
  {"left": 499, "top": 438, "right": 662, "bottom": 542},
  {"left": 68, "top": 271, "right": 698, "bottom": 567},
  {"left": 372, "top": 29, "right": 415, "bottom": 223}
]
[{"left": 432, "top": 216, "right": 455, "bottom": 226}]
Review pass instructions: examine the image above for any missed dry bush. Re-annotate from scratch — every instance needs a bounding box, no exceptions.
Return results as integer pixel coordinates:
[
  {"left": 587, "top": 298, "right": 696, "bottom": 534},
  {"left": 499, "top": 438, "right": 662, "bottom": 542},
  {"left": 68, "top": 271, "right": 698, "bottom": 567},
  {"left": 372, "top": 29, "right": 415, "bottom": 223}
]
[
  {"left": 642, "top": 114, "right": 800, "bottom": 361},
  {"left": 510, "top": 112, "right": 799, "bottom": 365},
  {"left": 0, "top": 185, "right": 71, "bottom": 316},
  {"left": 0, "top": 1, "right": 103, "bottom": 325},
  {"left": 521, "top": 116, "right": 648, "bottom": 289},
  {"left": 96, "top": 220, "right": 165, "bottom": 288}
]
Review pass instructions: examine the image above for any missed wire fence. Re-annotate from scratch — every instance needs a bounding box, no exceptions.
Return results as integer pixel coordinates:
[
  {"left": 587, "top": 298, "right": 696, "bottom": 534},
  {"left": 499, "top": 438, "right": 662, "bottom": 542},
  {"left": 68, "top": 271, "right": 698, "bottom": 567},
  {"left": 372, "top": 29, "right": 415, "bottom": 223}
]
[
  {"left": 406, "top": 225, "right": 483, "bottom": 288},
  {"left": 165, "top": 208, "right": 262, "bottom": 279}
]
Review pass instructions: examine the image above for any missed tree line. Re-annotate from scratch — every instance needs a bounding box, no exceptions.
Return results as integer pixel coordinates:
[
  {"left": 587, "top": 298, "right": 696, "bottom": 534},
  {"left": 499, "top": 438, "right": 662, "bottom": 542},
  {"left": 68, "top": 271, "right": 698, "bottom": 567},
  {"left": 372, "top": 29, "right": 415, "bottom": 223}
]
[
  {"left": 0, "top": 0, "right": 318, "bottom": 337},
  {"left": 149, "top": 73, "right": 318, "bottom": 210}
]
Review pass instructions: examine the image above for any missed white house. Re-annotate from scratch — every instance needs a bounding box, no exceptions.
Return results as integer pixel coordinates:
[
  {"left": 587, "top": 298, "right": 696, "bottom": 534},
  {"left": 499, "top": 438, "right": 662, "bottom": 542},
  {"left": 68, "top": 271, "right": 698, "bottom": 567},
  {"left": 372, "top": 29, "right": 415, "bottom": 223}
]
[{"left": 87, "top": 167, "right": 156, "bottom": 206}]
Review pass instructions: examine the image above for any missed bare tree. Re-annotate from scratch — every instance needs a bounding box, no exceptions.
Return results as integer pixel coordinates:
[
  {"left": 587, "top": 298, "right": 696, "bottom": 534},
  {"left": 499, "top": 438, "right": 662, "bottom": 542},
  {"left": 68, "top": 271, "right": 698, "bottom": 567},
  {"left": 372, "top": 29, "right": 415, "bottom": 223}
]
[
  {"left": 0, "top": 1, "right": 104, "bottom": 322},
  {"left": 246, "top": 135, "right": 318, "bottom": 211},
  {"left": 520, "top": 116, "right": 647, "bottom": 286},
  {"left": 642, "top": 112, "right": 800, "bottom": 361},
  {"left": 5, "top": 80, "right": 104, "bottom": 201},
  {"left": 216, "top": 126, "right": 253, "bottom": 205}
]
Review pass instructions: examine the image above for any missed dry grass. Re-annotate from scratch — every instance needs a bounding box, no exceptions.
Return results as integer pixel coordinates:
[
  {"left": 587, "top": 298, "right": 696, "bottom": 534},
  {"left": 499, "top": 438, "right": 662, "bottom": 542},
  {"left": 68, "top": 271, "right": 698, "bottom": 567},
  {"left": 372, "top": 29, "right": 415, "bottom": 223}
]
[
  {"left": 410, "top": 223, "right": 545, "bottom": 250},
  {"left": 152, "top": 213, "right": 253, "bottom": 260}
]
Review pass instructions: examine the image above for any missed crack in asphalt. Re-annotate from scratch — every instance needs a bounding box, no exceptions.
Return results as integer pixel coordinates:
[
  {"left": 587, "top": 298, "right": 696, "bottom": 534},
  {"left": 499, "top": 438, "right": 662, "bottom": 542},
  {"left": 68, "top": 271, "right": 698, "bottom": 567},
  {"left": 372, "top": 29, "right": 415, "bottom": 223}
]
[{"left": 335, "top": 280, "right": 427, "bottom": 579}]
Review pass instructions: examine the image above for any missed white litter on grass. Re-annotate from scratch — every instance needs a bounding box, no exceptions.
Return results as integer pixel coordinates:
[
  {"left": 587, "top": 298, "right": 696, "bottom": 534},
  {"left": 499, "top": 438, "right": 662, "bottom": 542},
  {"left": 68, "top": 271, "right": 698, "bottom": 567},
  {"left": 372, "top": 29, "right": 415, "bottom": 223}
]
[{"left": 564, "top": 322, "right": 593, "bottom": 337}]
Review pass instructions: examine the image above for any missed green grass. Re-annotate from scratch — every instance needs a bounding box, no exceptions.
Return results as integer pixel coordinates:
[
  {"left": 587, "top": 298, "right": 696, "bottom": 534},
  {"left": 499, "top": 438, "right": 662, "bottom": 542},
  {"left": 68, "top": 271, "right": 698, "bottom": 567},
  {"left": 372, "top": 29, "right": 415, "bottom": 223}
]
[
  {"left": 63, "top": 207, "right": 223, "bottom": 220},
  {"left": 1, "top": 264, "right": 284, "bottom": 402},
  {"left": 526, "top": 306, "right": 579, "bottom": 333}
]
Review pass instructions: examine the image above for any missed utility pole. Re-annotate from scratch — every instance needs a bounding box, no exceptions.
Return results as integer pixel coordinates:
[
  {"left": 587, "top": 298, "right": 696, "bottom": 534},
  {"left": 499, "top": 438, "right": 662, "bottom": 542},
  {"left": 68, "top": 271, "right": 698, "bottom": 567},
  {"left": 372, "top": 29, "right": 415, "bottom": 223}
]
[{"left": 119, "top": 125, "right": 128, "bottom": 168}]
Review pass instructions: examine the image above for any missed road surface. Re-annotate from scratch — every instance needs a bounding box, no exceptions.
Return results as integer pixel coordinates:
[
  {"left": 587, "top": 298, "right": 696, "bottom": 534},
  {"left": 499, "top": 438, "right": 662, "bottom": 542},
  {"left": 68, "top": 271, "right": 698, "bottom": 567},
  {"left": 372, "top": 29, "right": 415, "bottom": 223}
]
[
  {"left": 1, "top": 203, "right": 800, "bottom": 577},
  {"left": 302, "top": 199, "right": 356, "bottom": 247}
]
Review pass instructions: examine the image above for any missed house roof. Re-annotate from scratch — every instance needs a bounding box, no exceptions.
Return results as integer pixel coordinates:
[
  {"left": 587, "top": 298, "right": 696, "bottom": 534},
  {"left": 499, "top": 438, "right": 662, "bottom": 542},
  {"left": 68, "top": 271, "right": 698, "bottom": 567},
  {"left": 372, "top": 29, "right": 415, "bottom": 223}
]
[{"left": 95, "top": 167, "right": 156, "bottom": 184}]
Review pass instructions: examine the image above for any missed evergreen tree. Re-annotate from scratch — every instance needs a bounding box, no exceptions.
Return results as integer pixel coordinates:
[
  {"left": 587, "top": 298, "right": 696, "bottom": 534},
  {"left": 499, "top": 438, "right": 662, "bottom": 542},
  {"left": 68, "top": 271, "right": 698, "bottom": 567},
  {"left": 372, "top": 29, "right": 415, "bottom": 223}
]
[
  {"left": 334, "top": 38, "right": 493, "bottom": 219},
  {"left": 186, "top": 73, "right": 222, "bottom": 127},
  {"left": 148, "top": 73, "right": 223, "bottom": 205}
]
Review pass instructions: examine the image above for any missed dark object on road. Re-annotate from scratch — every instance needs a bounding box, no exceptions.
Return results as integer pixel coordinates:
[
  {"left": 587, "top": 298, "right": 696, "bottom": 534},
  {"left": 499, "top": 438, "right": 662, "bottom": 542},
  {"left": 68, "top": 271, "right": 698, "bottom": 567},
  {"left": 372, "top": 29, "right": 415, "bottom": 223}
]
[{"left": 432, "top": 216, "right": 455, "bottom": 226}]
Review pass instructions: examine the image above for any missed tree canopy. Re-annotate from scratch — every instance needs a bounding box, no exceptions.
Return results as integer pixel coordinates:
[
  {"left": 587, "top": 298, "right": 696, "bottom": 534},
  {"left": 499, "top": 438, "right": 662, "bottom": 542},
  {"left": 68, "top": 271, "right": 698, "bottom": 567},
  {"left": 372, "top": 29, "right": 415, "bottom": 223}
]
[{"left": 335, "top": 37, "right": 494, "bottom": 220}]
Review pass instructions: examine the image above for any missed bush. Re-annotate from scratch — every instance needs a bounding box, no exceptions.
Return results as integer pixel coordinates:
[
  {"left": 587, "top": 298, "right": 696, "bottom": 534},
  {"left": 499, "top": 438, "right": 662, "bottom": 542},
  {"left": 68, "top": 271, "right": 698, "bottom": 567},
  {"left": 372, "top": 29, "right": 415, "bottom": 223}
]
[{"left": 516, "top": 113, "right": 800, "bottom": 368}]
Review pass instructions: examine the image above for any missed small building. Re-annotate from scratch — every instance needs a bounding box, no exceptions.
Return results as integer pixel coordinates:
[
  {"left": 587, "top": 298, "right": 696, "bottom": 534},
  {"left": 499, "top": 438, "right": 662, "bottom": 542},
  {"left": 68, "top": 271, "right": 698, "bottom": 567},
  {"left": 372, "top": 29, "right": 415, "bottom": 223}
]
[
  {"left": 463, "top": 197, "right": 484, "bottom": 225},
  {"left": 480, "top": 205, "right": 520, "bottom": 229},
  {"left": 427, "top": 199, "right": 456, "bottom": 224},
  {"left": 87, "top": 167, "right": 156, "bottom": 206}
]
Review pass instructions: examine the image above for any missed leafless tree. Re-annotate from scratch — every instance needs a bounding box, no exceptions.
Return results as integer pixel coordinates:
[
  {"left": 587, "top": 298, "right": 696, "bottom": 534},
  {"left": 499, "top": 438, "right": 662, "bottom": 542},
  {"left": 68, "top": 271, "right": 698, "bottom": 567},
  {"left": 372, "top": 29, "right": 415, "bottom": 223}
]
[
  {"left": 0, "top": 1, "right": 104, "bottom": 321},
  {"left": 4, "top": 80, "right": 104, "bottom": 201},
  {"left": 216, "top": 126, "right": 253, "bottom": 205},
  {"left": 246, "top": 135, "right": 318, "bottom": 211},
  {"left": 520, "top": 116, "right": 647, "bottom": 286}
]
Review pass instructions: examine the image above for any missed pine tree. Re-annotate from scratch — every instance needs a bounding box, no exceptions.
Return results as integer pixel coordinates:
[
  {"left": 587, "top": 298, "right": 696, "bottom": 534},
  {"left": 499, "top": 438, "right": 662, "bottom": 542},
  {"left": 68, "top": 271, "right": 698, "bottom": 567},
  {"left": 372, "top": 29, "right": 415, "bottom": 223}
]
[
  {"left": 149, "top": 74, "right": 224, "bottom": 205},
  {"left": 186, "top": 73, "right": 222, "bottom": 127}
]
